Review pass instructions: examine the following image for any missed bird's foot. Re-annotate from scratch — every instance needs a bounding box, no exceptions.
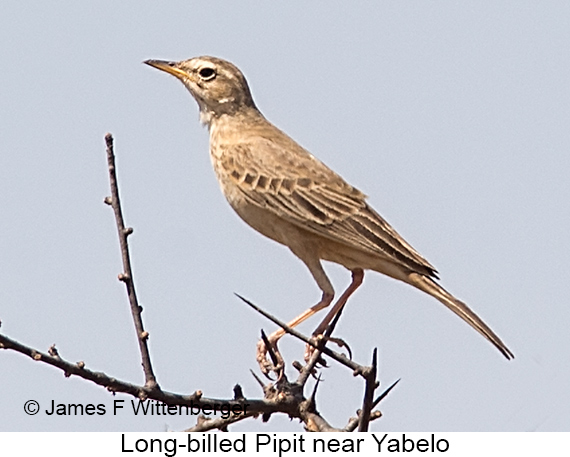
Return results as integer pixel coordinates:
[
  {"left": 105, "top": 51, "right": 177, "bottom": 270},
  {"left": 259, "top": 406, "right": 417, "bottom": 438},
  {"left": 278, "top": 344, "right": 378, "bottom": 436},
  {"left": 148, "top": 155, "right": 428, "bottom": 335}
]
[
  {"left": 304, "top": 335, "right": 353, "bottom": 365},
  {"left": 256, "top": 338, "right": 285, "bottom": 380}
]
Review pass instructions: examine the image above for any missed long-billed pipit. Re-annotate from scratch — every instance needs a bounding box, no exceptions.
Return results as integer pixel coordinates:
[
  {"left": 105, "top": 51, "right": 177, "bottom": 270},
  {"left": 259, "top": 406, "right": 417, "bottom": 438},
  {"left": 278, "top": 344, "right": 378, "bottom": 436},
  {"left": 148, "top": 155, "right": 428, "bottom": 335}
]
[{"left": 145, "top": 56, "right": 514, "bottom": 374}]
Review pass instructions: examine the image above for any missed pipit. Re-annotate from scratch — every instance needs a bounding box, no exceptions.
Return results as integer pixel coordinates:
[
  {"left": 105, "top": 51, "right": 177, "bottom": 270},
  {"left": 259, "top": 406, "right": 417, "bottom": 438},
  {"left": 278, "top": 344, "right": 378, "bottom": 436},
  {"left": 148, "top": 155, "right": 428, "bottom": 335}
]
[{"left": 145, "top": 56, "right": 514, "bottom": 374}]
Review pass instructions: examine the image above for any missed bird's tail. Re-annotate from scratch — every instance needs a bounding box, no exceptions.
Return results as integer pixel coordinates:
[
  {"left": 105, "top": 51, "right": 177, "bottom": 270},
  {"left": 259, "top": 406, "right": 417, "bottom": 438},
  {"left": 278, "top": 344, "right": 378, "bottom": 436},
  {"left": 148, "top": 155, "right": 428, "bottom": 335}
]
[{"left": 408, "top": 273, "right": 514, "bottom": 360}]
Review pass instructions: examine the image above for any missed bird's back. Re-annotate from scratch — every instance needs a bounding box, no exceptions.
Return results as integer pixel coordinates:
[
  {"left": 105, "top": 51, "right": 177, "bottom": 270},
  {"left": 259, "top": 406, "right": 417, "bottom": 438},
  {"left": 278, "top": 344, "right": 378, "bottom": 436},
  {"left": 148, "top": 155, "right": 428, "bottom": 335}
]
[{"left": 209, "top": 111, "right": 438, "bottom": 279}]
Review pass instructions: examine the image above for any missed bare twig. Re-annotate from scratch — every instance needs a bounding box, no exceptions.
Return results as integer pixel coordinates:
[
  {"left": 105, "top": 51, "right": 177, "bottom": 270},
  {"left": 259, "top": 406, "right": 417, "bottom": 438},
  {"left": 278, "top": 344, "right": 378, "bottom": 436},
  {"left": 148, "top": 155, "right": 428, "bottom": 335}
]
[
  {"left": 184, "top": 412, "right": 257, "bottom": 432},
  {"left": 0, "top": 332, "right": 341, "bottom": 431},
  {"left": 104, "top": 133, "right": 157, "bottom": 390},
  {"left": 297, "top": 302, "right": 346, "bottom": 386},
  {"left": 345, "top": 378, "right": 399, "bottom": 432},
  {"left": 296, "top": 341, "right": 324, "bottom": 387},
  {"left": 345, "top": 410, "right": 382, "bottom": 432},
  {"left": 1, "top": 333, "right": 188, "bottom": 403},
  {"left": 358, "top": 347, "right": 378, "bottom": 432},
  {"left": 235, "top": 293, "right": 367, "bottom": 376}
]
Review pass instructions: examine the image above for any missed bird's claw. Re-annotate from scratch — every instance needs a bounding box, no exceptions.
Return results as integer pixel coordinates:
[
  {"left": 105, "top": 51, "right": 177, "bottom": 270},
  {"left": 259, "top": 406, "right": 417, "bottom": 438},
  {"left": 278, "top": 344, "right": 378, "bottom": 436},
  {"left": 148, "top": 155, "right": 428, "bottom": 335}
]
[
  {"left": 256, "top": 338, "right": 285, "bottom": 380},
  {"left": 304, "top": 335, "right": 353, "bottom": 365},
  {"left": 328, "top": 336, "right": 353, "bottom": 360}
]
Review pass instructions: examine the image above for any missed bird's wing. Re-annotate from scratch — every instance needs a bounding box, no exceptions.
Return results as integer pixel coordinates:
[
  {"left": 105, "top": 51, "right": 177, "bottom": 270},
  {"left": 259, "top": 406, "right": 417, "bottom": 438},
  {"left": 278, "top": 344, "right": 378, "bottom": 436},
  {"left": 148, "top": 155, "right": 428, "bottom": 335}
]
[{"left": 218, "top": 138, "right": 438, "bottom": 277}]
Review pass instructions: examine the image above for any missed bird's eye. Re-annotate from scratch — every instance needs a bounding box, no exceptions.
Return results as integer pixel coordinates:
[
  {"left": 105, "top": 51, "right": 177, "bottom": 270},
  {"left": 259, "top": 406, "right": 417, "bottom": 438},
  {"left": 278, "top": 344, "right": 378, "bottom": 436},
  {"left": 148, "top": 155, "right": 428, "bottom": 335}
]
[{"left": 198, "top": 67, "right": 216, "bottom": 80}]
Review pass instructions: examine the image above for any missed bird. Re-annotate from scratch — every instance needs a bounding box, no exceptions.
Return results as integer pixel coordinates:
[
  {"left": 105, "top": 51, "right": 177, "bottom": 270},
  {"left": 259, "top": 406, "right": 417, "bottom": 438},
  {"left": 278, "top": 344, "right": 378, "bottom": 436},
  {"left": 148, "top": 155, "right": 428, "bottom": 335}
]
[{"left": 144, "top": 56, "right": 514, "bottom": 374}]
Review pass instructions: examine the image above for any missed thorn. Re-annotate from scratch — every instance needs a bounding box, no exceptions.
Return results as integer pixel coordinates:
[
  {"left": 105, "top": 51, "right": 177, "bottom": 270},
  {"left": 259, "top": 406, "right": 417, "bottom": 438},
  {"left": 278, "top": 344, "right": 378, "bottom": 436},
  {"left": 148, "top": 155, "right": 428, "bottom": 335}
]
[
  {"left": 309, "top": 374, "right": 322, "bottom": 407},
  {"left": 233, "top": 384, "right": 245, "bottom": 400},
  {"left": 249, "top": 369, "right": 266, "bottom": 389},
  {"left": 260, "top": 330, "right": 279, "bottom": 368},
  {"left": 372, "top": 378, "right": 401, "bottom": 409}
]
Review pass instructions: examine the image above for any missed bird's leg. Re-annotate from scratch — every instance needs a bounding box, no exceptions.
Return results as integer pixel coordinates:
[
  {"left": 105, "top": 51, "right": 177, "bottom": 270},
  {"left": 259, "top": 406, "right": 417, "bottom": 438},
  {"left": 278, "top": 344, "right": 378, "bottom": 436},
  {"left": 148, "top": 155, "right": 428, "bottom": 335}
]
[
  {"left": 256, "top": 291, "right": 334, "bottom": 377},
  {"left": 304, "top": 268, "right": 364, "bottom": 362}
]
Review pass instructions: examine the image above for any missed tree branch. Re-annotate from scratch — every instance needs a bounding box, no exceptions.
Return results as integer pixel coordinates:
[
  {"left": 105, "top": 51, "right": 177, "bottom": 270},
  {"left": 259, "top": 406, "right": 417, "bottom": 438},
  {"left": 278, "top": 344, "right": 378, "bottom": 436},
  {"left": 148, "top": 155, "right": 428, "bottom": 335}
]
[
  {"left": 104, "top": 133, "right": 158, "bottom": 390},
  {"left": 0, "top": 133, "right": 401, "bottom": 432},
  {"left": 358, "top": 347, "right": 378, "bottom": 432},
  {"left": 235, "top": 293, "right": 368, "bottom": 376}
]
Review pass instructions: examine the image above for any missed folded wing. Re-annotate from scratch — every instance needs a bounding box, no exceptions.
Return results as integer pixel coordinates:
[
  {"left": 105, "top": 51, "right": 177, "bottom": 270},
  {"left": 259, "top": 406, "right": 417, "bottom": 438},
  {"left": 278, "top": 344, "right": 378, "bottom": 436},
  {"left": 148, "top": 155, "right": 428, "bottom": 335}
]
[{"left": 219, "top": 140, "right": 438, "bottom": 278}]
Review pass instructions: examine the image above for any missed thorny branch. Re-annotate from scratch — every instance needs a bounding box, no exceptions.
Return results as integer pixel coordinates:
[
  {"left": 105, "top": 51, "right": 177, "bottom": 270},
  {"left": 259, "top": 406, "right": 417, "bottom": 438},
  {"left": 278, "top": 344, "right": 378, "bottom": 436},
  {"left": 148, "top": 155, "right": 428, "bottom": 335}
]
[
  {"left": 358, "top": 348, "right": 378, "bottom": 432},
  {"left": 0, "top": 133, "right": 398, "bottom": 431},
  {"left": 235, "top": 294, "right": 368, "bottom": 376},
  {"left": 104, "top": 133, "right": 158, "bottom": 390}
]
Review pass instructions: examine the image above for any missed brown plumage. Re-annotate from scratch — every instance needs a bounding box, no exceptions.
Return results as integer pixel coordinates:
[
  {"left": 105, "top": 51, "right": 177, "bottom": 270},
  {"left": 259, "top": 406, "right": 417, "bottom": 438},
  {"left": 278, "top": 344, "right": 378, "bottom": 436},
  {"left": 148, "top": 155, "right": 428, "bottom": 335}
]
[{"left": 145, "top": 56, "right": 514, "bottom": 372}]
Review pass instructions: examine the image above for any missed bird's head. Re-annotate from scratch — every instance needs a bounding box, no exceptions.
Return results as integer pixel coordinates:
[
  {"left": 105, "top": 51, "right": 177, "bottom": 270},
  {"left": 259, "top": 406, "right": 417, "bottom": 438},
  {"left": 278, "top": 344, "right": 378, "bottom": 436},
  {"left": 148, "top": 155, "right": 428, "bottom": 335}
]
[{"left": 144, "top": 56, "right": 257, "bottom": 126}]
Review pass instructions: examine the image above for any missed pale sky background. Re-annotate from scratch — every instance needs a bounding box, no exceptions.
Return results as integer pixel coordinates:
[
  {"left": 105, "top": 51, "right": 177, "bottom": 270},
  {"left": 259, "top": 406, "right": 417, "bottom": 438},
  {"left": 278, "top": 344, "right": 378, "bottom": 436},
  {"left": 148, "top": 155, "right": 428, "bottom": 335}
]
[{"left": 1, "top": 2, "right": 569, "bottom": 432}]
